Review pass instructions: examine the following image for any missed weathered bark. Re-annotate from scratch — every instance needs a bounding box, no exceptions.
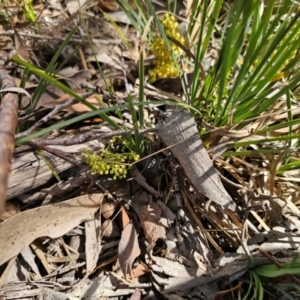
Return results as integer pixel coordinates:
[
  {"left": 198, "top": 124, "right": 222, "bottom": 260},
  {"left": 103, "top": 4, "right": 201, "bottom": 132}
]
[
  {"left": 0, "top": 69, "right": 19, "bottom": 217},
  {"left": 7, "top": 141, "right": 103, "bottom": 200},
  {"left": 156, "top": 109, "right": 236, "bottom": 211}
]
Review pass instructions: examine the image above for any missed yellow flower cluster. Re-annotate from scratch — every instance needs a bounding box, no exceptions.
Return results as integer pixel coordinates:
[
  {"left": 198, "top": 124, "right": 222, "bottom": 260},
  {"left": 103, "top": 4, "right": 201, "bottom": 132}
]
[
  {"left": 148, "top": 14, "right": 185, "bottom": 82},
  {"left": 82, "top": 149, "right": 139, "bottom": 180}
]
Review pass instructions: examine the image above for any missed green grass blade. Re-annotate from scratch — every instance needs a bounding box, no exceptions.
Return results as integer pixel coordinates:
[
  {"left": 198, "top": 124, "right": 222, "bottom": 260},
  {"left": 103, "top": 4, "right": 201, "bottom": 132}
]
[
  {"left": 242, "top": 271, "right": 254, "bottom": 300},
  {"left": 251, "top": 270, "right": 264, "bottom": 300},
  {"left": 29, "top": 25, "right": 79, "bottom": 113},
  {"left": 115, "top": 0, "right": 145, "bottom": 33},
  {"left": 35, "top": 149, "right": 61, "bottom": 182},
  {"left": 223, "top": 149, "right": 292, "bottom": 157},
  {"left": 225, "top": 1, "right": 275, "bottom": 111},
  {"left": 15, "top": 100, "right": 199, "bottom": 146},
  {"left": 12, "top": 56, "right": 93, "bottom": 103},
  {"left": 277, "top": 160, "right": 300, "bottom": 174},
  {"left": 127, "top": 94, "right": 142, "bottom": 154},
  {"left": 12, "top": 56, "right": 120, "bottom": 130},
  {"left": 273, "top": 286, "right": 294, "bottom": 300},
  {"left": 214, "top": 0, "right": 255, "bottom": 123},
  {"left": 17, "top": 66, "right": 31, "bottom": 128},
  {"left": 190, "top": 0, "right": 208, "bottom": 99},
  {"left": 138, "top": 50, "right": 145, "bottom": 129},
  {"left": 254, "top": 261, "right": 300, "bottom": 278},
  {"left": 230, "top": 72, "right": 300, "bottom": 124},
  {"left": 233, "top": 5, "right": 300, "bottom": 108}
]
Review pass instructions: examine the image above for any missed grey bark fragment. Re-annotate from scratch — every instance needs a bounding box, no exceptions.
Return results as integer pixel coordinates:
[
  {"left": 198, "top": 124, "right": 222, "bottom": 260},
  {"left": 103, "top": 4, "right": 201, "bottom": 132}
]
[{"left": 156, "top": 109, "right": 236, "bottom": 211}]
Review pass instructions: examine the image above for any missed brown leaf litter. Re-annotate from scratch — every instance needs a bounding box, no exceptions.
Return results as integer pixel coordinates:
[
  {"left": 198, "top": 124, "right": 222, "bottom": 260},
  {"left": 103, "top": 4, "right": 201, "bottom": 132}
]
[{"left": 1, "top": 0, "right": 300, "bottom": 299}]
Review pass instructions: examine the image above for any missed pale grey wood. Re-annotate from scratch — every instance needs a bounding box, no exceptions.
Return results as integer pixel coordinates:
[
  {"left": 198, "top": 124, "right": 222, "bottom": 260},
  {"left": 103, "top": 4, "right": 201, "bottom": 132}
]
[
  {"left": 156, "top": 109, "right": 236, "bottom": 211},
  {"left": 7, "top": 140, "right": 104, "bottom": 200}
]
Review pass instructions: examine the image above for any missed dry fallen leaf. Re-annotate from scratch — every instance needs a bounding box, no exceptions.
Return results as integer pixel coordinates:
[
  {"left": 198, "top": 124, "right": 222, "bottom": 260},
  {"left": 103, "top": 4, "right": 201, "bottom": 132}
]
[
  {"left": 129, "top": 289, "right": 142, "bottom": 300},
  {"left": 1, "top": 202, "right": 20, "bottom": 221},
  {"left": 130, "top": 263, "right": 149, "bottom": 279},
  {"left": 42, "top": 94, "right": 105, "bottom": 113},
  {"left": 0, "top": 194, "right": 103, "bottom": 266},
  {"left": 151, "top": 255, "right": 205, "bottom": 278},
  {"left": 140, "top": 202, "right": 166, "bottom": 244},
  {"left": 118, "top": 223, "right": 141, "bottom": 279},
  {"left": 121, "top": 205, "right": 130, "bottom": 229},
  {"left": 98, "top": 0, "right": 119, "bottom": 11},
  {"left": 102, "top": 201, "right": 118, "bottom": 219},
  {"left": 66, "top": 0, "right": 87, "bottom": 14},
  {"left": 101, "top": 219, "right": 120, "bottom": 238},
  {"left": 85, "top": 213, "right": 101, "bottom": 274},
  {"left": 14, "top": 30, "right": 30, "bottom": 61}
]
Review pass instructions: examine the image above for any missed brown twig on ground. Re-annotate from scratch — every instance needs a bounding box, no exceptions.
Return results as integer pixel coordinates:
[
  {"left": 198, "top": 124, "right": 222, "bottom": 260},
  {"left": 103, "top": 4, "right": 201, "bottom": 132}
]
[
  {"left": 31, "top": 128, "right": 158, "bottom": 146},
  {"left": 27, "top": 141, "right": 82, "bottom": 166},
  {"left": 0, "top": 68, "right": 19, "bottom": 217}
]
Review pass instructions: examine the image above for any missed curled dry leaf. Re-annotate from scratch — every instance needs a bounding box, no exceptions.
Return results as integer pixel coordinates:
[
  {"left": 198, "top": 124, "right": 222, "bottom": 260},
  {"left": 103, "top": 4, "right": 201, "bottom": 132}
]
[
  {"left": 0, "top": 87, "right": 31, "bottom": 99},
  {"left": 102, "top": 201, "right": 118, "bottom": 219},
  {"left": 101, "top": 219, "right": 120, "bottom": 238},
  {"left": 130, "top": 263, "right": 150, "bottom": 279},
  {"left": 140, "top": 202, "right": 166, "bottom": 244},
  {"left": 0, "top": 194, "right": 103, "bottom": 266},
  {"left": 118, "top": 223, "right": 141, "bottom": 278}
]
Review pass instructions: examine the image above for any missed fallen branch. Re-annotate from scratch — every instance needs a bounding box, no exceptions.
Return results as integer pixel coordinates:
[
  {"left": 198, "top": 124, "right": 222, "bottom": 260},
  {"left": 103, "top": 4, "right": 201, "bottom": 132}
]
[
  {"left": 156, "top": 109, "right": 236, "bottom": 211},
  {"left": 0, "top": 69, "right": 19, "bottom": 217}
]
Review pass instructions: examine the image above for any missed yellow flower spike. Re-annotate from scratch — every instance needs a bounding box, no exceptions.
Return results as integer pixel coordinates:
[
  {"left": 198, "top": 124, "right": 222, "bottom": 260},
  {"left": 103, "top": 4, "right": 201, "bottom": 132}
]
[
  {"left": 173, "top": 70, "right": 179, "bottom": 77},
  {"left": 148, "top": 13, "right": 186, "bottom": 82},
  {"left": 148, "top": 70, "right": 154, "bottom": 77},
  {"left": 175, "top": 32, "right": 181, "bottom": 40}
]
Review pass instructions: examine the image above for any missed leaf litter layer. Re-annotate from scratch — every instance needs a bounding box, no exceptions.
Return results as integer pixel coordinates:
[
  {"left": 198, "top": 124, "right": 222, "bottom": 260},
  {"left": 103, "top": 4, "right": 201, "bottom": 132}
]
[{"left": 1, "top": 0, "right": 300, "bottom": 299}]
